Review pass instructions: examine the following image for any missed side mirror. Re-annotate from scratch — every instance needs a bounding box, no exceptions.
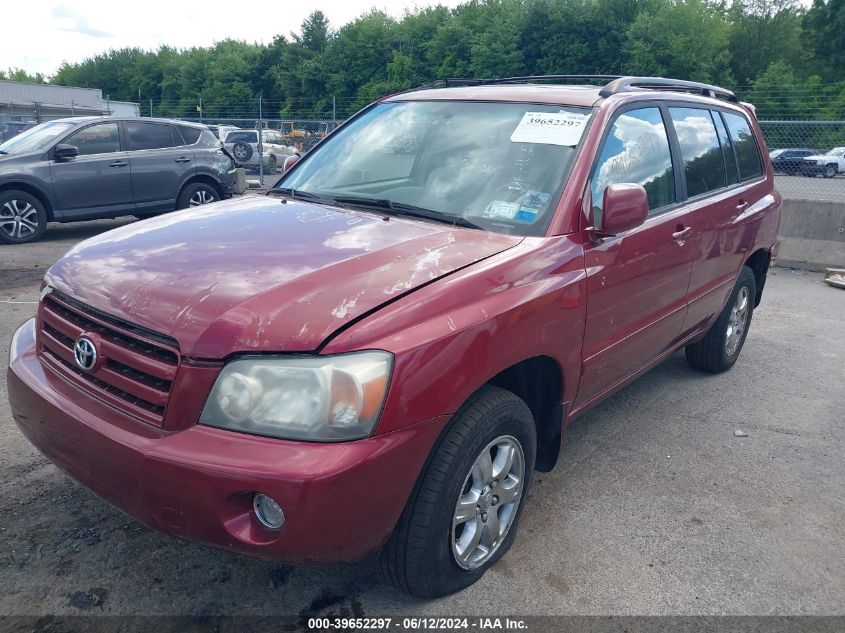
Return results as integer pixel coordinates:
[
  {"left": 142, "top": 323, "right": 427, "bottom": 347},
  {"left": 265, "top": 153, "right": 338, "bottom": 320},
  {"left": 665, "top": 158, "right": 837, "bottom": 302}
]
[
  {"left": 282, "top": 154, "right": 300, "bottom": 173},
  {"left": 54, "top": 144, "right": 79, "bottom": 161},
  {"left": 598, "top": 183, "right": 648, "bottom": 236}
]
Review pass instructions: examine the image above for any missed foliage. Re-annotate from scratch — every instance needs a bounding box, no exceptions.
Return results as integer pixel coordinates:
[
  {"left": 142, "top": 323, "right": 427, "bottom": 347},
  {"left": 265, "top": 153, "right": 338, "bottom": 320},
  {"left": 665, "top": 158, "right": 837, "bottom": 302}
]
[{"left": 37, "top": 0, "right": 845, "bottom": 121}]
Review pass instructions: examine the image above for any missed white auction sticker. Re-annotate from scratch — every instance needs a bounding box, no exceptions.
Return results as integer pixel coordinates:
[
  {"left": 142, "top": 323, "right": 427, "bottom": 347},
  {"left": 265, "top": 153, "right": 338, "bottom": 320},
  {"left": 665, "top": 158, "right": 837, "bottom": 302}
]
[{"left": 510, "top": 111, "right": 590, "bottom": 146}]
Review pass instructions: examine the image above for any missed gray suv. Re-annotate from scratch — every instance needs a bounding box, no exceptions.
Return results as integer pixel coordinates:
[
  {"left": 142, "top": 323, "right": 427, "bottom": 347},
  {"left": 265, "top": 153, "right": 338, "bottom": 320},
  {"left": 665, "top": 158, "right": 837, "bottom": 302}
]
[{"left": 0, "top": 117, "right": 236, "bottom": 244}]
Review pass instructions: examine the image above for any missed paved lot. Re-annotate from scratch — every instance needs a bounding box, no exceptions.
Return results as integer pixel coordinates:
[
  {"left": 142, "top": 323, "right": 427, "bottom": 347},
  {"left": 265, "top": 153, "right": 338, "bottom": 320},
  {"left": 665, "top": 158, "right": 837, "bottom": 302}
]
[{"left": 0, "top": 219, "right": 843, "bottom": 617}]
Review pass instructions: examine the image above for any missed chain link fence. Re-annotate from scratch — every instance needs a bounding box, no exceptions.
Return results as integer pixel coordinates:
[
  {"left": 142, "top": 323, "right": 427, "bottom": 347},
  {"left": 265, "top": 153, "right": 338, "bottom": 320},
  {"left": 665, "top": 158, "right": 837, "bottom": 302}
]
[
  {"left": 3, "top": 98, "right": 844, "bottom": 196},
  {"left": 759, "top": 121, "right": 845, "bottom": 202}
]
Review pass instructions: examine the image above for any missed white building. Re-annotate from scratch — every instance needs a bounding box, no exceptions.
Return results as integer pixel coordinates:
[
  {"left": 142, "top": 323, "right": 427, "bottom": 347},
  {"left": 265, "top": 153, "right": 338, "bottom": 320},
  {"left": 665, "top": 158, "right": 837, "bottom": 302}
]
[{"left": 0, "top": 80, "right": 140, "bottom": 141}]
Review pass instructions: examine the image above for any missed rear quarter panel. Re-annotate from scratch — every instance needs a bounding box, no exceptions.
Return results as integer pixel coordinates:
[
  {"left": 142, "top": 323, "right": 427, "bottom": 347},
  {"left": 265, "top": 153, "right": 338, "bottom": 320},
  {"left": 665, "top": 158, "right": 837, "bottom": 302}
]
[{"left": 321, "top": 236, "right": 587, "bottom": 435}]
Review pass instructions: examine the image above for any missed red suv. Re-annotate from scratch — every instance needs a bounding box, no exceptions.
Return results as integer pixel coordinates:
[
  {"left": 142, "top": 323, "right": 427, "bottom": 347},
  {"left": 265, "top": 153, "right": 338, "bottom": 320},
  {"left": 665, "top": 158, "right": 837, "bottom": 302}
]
[{"left": 7, "top": 76, "right": 781, "bottom": 598}]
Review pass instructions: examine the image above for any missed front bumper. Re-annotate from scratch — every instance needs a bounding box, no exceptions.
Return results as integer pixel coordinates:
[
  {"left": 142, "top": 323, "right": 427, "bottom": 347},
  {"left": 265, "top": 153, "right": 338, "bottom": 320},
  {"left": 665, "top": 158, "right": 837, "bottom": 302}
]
[{"left": 7, "top": 319, "right": 446, "bottom": 563}]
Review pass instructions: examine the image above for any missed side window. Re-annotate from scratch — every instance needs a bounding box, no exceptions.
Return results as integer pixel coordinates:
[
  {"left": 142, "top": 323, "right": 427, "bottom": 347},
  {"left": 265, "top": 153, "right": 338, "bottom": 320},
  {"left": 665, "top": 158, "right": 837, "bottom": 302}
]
[
  {"left": 723, "top": 112, "right": 763, "bottom": 181},
  {"left": 178, "top": 126, "right": 202, "bottom": 145},
  {"left": 63, "top": 123, "right": 120, "bottom": 156},
  {"left": 124, "top": 122, "right": 174, "bottom": 151},
  {"left": 712, "top": 112, "right": 739, "bottom": 185},
  {"left": 669, "top": 107, "right": 727, "bottom": 197},
  {"left": 591, "top": 107, "right": 675, "bottom": 225}
]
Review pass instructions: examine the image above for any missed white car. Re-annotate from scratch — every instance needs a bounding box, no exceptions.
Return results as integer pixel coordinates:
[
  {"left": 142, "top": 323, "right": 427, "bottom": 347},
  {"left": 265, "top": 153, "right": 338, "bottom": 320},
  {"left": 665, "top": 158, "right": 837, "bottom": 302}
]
[
  {"left": 800, "top": 146, "right": 845, "bottom": 178},
  {"left": 223, "top": 129, "right": 297, "bottom": 173}
]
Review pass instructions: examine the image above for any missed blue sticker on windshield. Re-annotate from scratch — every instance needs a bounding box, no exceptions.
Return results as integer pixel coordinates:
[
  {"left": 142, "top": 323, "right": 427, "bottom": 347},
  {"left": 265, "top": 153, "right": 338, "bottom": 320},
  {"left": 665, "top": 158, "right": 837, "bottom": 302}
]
[{"left": 514, "top": 209, "right": 538, "bottom": 223}]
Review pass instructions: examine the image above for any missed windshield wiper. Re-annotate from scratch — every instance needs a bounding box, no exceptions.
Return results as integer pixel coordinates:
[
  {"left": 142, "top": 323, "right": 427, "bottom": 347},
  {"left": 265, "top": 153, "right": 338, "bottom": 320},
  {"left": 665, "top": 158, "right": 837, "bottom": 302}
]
[
  {"left": 332, "top": 196, "right": 483, "bottom": 230},
  {"left": 0, "top": 150, "right": 7, "bottom": 155},
  {"left": 270, "top": 187, "right": 343, "bottom": 207}
]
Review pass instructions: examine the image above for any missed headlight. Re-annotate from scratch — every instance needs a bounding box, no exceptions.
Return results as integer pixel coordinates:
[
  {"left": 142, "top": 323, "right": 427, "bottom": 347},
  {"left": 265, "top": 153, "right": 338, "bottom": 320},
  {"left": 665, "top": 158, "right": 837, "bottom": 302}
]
[{"left": 199, "top": 351, "right": 392, "bottom": 441}]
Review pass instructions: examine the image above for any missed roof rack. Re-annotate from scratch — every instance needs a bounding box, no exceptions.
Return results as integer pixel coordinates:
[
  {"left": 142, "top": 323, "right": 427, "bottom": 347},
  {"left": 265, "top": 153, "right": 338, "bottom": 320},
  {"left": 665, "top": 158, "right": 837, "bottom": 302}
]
[
  {"left": 411, "top": 75, "right": 622, "bottom": 91},
  {"left": 407, "top": 74, "right": 738, "bottom": 103},
  {"left": 599, "top": 76, "right": 738, "bottom": 102}
]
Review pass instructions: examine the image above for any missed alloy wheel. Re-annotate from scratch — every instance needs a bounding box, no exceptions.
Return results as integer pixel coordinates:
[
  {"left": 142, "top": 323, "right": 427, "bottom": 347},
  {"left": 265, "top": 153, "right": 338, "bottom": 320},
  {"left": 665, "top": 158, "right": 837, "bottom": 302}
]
[
  {"left": 451, "top": 435, "right": 525, "bottom": 570},
  {"left": 0, "top": 199, "right": 40, "bottom": 240},
  {"left": 725, "top": 286, "right": 750, "bottom": 356},
  {"left": 189, "top": 190, "right": 216, "bottom": 206}
]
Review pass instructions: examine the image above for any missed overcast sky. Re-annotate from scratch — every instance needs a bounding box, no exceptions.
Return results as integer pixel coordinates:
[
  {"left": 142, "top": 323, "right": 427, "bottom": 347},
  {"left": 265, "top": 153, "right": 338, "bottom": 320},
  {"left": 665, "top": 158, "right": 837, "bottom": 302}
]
[{"left": 2, "top": 0, "right": 465, "bottom": 77}]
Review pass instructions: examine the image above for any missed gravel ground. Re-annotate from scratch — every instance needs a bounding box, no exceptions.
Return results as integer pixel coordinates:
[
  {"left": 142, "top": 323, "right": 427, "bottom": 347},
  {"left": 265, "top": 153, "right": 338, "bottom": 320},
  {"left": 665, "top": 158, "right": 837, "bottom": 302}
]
[{"left": 0, "top": 219, "right": 843, "bottom": 618}]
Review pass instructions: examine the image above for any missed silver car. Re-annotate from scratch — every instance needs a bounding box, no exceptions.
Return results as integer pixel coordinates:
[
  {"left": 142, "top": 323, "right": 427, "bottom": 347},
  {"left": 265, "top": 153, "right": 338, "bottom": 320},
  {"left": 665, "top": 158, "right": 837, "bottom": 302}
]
[{"left": 224, "top": 129, "right": 297, "bottom": 173}]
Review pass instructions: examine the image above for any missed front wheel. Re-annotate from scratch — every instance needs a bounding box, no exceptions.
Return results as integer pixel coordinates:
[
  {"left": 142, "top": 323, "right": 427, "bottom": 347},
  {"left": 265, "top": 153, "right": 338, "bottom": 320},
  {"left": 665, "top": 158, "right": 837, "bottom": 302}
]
[
  {"left": 824, "top": 164, "right": 837, "bottom": 178},
  {"left": 685, "top": 266, "right": 756, "bottom": 373},
  {"left": 380, "top": 385, "right": 536, "bottom": 598},
  {"left": 0, "top": 189, "right": 48, "bottom": 244}
]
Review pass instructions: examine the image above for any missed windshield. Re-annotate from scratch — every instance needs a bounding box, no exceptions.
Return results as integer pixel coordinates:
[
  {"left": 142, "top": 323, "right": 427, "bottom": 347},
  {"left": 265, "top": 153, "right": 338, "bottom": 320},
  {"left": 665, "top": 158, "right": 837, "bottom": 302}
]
[
  {"left": 769, "top": 149, "right": 785, "bottom": 158},
  {"left": 275, "top": 101, "right": 591, "bottom": 236},
  {"left": 0, "top": 121, "right": 75, "bottom": 155},
  {"left": 825, "top": 147, "right": 845, "bottom": 156}
]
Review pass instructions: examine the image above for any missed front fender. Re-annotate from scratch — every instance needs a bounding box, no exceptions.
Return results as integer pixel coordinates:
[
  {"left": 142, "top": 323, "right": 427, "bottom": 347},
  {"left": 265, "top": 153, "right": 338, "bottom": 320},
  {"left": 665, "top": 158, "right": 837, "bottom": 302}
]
[{"left": 322, "top": 236, "right": 588, "bottom": 435}]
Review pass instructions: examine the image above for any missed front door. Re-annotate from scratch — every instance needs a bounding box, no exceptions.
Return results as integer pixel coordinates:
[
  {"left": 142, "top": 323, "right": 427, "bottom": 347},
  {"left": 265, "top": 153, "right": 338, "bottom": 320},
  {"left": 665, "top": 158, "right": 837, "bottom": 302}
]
[
  {"left": 49, "top": 121, "right": 135, "bottom": 218},
  {"left": 576, "top": 106, "right": 693, "bottom": 408}
]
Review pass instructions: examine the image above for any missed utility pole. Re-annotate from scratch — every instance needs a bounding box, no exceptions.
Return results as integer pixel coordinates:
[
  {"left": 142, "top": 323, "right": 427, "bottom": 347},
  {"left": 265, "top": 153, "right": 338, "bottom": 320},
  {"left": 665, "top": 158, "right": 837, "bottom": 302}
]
[
  {"left": 332, "top": 94, "right": 336, "bottom": 125},
  {"left": 150, "top": 98, "right": 153, "bottom": 117},
  {"left": 258, "top": 94, "right": 264, "bottom": 185},
  {"left": 199, "top": 96, "right": 203, "bottom": 122}
]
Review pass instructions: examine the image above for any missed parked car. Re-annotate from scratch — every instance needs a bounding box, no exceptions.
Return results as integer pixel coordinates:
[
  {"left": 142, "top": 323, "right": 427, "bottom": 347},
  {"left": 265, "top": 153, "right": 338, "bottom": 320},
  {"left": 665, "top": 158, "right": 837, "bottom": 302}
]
[
  {"left": 205, "top": 124, "right": 241, "bottom": 142},
  {"left": 769, "top": 148, "right": 817, "bottom": 175},
  {"left": 223, "top": 129, "right": 297, "bottom": 172},
  {"left": 8, "top": 76, "right": 780, "bottom": 598},
  {"left": 799, "top": 146, "right": 845, "bottom": 178},
  {"left": 0, "top": 116, "right": 235, "bottom": 244}
]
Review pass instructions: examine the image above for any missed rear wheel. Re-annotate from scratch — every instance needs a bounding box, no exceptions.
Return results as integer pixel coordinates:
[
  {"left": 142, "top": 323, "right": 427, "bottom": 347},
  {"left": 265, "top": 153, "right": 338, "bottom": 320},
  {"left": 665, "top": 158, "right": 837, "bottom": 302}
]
[
  {"left": 380, "top": 385, "right": 536, "bottom": 598},
  {"left": 685, "top": 266, "right": 756, "bottom": 373},
  {"left": 177, "top": 182, "right": 219, "bottom": 210},
  {"left": 0, "top": 189, "right": 48, "bottom": 244}
]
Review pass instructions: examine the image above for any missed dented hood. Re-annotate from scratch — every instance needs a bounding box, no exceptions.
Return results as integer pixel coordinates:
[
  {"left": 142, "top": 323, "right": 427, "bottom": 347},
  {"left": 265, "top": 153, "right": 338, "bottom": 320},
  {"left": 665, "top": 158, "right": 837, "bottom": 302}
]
[{"left": 45, "top": 195, "right": 520, "bottom": 358}]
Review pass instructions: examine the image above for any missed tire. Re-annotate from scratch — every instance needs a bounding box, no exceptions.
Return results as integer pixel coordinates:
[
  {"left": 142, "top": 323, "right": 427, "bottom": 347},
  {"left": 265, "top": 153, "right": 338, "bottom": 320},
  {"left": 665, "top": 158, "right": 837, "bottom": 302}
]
[
  {"left": 380, "top": 385, "right": 537, "bottom": 598},
  {"left": 0, "top": 189, "right": 48, "bottom": 244},
  {"left": 824, "top": 164, "right": 837, "bottom": 179},
  {"left": 177, "top": 182, "right": 219, "bottom": 210},
  {"left": 232, "top": 141, "right": 253, "bottom": 163},
  {"left": 685, "top": 266, "right": 756, "bottom": 373},
  {"left": 267, "top": 155, "right": 277, "bottom": 173}
]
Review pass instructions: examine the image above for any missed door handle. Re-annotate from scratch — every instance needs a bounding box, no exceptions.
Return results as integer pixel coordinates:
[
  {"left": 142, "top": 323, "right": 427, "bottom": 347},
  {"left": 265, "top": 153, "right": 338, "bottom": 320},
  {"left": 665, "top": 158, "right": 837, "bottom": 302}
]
[
  {"left": 175, "top": 156, "right": 192, "bottom": 163},
  {"left": 672, "top": 225, "right": 692, "bottom": 241},
  {"left": 108, "top": 160, "right": 128, "bottom": 167},
  {"left": 736, "top": 199, "right": 749, "bottom": 212}
]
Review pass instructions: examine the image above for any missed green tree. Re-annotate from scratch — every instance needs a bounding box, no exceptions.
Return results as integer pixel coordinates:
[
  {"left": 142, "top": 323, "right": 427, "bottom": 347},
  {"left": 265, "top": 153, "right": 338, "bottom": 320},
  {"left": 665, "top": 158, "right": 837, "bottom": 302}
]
[{"left": 728, "top": 0, "right": 803, "bottom": 84}]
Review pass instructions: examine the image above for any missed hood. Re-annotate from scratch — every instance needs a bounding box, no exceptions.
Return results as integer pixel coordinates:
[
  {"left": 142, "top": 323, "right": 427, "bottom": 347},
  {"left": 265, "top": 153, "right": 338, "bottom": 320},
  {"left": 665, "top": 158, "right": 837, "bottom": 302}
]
[{"left": 45, "top": 195, "right": 521, "bottom": 358}]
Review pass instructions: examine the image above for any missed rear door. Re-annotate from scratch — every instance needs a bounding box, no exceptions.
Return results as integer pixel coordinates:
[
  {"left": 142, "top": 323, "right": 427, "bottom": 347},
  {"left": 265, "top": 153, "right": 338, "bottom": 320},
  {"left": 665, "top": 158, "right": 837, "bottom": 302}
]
[
  {"left": 577, "top": 105, "right": 694, "bottom": 408},
  {"left": 49, "top": 121, "right": 134, "bottom": 218},
  {"left": 677, "top": 108, "right": 765, "bottom": 336},
  {"left": 125, "top": 120, "right": 194, "bottom": 213}
]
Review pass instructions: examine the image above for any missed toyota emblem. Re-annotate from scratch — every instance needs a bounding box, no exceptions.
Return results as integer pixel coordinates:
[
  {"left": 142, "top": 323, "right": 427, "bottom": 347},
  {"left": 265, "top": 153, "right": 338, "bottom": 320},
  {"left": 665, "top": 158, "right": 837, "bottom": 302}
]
[{"left": 73, "top": 336, "right": 97, "bottom": 371}]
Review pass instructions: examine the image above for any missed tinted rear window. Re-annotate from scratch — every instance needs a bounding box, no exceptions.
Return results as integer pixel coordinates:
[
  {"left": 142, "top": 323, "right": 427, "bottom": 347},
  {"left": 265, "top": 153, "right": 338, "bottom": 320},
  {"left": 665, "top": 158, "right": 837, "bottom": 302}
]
[
  {"left": 669, "top": 107, "right": 726, "bottom": 197},
  {"left": 178, "top": 126, "right": 202, "bottom": 145},
  {"left": 723, "top": 112, "right": 763, "bottom": 180},
  {"left": 712, "top": 112, "right": 739, "bottom": 186},
  {"left": 125, "top": 122, "right": 174, "bottom": 151},
  {"left": 227, "top": 131, "right": 257, "bottom": 143}
]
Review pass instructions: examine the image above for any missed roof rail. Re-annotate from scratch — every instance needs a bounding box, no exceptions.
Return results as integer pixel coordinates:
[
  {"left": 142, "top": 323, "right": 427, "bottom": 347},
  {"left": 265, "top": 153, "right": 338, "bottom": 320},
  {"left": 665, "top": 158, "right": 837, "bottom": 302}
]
[
  {"left": 486, "top": 75, "right": 623, "bottom": 85},
  {"left": 599, "top": 76, "right": 738, "bottom": 102},
  {"left": 408, "top": 75, "right": 622, "bottom": 92},
  {"left": 404, "top": 75, "right": 738, "bottom": 103}
]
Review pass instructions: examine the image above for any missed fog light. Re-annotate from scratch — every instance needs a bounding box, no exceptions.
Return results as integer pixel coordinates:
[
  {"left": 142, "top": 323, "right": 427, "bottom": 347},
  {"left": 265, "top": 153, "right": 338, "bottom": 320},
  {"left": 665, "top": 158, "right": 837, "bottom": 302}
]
[{"left": 253, "top": 493, "right": 285, "bottom": 530}]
